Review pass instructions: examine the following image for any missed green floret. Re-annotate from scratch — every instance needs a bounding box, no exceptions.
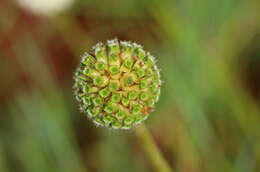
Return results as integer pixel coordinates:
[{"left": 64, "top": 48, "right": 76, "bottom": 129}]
[
  {"left": 99, "top": 88, "right": 110, "bottom": 98},
  {"left": 140, "top": 92, "right": 149, "bottom": 101},
  {"left": 140, "top": 80, "right": 148, "bottom": 89},
  {"left": 109, "top": 81, "right": 120, "bottom": 92},
  {"left": 128, "top": 91, "right": 138, "bottom": 100},
  {"left": 111, "top": 93, "right": 121, "bottom": 103},
  {"left": 124, "top": 58, "right": 133, "bottom": 69},
  {"left": 115, "top": 110, "right": 126, "bottom": 120},
  {"left": 122, "top": 97, "right": 130, "bottom": 106},
  {"left": 109, "top": 65, "right": 120, "bottom": 75},
  {"left": 124, "top": 76, "right": 134, "bottom": 87},
  {"left": 104, "top": 103, "right": 116, "bottom": 114},
  {"left": 93, "top": 96, "right": 103, "bottom": 106}
]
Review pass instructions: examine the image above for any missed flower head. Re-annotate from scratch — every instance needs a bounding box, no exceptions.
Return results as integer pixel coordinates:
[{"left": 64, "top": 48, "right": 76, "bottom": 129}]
[
  {"left": 73, "top": 39, "right": 161, "bottom": 129},
  {"left": 16, "top": 0, "right": 73, "bottom": 16}
]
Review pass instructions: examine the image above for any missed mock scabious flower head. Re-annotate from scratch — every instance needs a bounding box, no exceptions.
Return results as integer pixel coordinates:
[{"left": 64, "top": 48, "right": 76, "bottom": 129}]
[{"left": 73, "top": 39, "right": 161, "bottom": 129}]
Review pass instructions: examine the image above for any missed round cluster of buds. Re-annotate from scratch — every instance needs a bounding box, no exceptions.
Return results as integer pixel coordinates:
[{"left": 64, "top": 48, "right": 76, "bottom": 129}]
[{"left": 73, "top": 39, "right": 161, "bottom": 129}]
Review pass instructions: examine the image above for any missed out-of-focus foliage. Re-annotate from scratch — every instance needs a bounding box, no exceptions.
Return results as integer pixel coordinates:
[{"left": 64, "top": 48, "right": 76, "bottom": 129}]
[{"left": 1, "top": 0, "right": 260, "bottom": 171}]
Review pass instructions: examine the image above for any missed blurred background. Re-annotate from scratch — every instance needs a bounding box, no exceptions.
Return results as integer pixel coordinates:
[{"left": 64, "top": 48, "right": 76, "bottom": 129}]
[{"left": 1, "top": 0, "right": 260, "bottom": 171}]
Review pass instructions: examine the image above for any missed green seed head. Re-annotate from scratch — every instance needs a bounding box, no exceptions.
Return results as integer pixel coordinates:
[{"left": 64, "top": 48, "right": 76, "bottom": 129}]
[{"left": 73, "top": 39, "right": 161, "bottom": 130}]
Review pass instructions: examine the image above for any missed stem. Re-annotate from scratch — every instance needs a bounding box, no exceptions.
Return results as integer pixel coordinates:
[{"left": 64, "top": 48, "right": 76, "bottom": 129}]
[{"left": 134, "top": 124, "right": 173, "bottom": 172}]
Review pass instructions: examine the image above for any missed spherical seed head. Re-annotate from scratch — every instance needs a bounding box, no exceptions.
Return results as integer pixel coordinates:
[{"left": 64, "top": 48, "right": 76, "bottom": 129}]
[{"left": 73, "top": 39, "right": 161, "bottom": 130}]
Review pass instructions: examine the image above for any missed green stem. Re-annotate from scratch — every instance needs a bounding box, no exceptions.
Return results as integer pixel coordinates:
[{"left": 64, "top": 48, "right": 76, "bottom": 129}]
[{"left": 134, "top": 124, "right": 173, "bottom": 172}]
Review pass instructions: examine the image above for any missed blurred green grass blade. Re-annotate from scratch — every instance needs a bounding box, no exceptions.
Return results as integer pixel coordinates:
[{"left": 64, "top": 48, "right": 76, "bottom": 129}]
[
  {"left": 0, "top": 145, "right": 10, "bottom": 172},
  {"left": 10, "top": 92, "right": 87, "bottom": 172}
]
